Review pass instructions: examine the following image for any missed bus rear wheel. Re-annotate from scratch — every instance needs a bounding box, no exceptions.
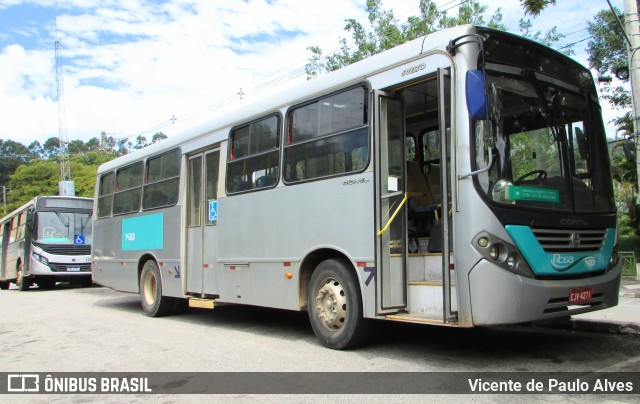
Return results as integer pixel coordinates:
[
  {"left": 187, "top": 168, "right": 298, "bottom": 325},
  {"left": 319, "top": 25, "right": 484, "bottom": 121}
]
[
  {"left": 0, "top": 281, "right": 9, "bottom": 290},
  {"left": 140, "top": 260, "right": 173, "bottom": 317},
  {"left": 307, "top": 259, "right": 368, "bottom": 349}
]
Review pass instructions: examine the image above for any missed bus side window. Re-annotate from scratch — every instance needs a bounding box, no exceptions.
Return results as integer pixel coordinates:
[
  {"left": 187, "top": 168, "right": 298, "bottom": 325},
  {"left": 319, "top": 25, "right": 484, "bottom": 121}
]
[
  {"left": 284, "top": 85, "right": 369, "bottom": 183},
  {"left": 143, "top": 148, "right": 180, "bottom": 210},
  {"left": 113, "top": 162, "right": 143, "bottom": 215},
  {"left": 9, "top": 217, "right": 17, "bottom": 244},
  {"left": 98, "top": 172, "right": 115, "bottom": 218},
  {"left": 227, "top": 115, "right": 280, "bottom": 194},
  {"left": 16, "top": 211, "right": 27, "bottom": 241}
]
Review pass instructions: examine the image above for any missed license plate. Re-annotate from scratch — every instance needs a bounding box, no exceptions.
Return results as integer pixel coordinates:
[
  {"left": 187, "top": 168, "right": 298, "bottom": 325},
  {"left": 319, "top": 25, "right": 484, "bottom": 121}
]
[
  {"left": 67, "top": 267, "right": 81, "bottom": 272},
  {"left": 569, "top": 287, "right": 592, "bottom": 304}
]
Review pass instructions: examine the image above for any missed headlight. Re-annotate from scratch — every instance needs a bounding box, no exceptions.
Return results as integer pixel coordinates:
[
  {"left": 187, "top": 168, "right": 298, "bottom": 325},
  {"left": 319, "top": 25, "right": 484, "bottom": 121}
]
[
  {"left": 489, "top": 245, "right": 500, "bottom": 260},
  {"left": 472, "top": 231, "right": 534, "bottom": 278},
  {"left": 32, "top": 252, "right": 49, "bottom": 266},
  {"left": 607, "top": 244, "right": 620, "bottom": 272}
]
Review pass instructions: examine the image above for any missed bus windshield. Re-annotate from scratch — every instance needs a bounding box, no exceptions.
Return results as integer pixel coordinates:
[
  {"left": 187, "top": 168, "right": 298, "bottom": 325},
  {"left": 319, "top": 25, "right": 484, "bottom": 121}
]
[
  {"left": 35, "top": 211, "right": 93, "bottom": 244},
  {"left": 474, "top": 66, "right": 615, "bottom": 213}
]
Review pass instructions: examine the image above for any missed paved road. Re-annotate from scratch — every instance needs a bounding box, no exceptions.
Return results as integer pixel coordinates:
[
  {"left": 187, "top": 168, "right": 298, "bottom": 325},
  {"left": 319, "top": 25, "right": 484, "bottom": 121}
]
[{"left": 1, "top": 284, "right": 639, "bottom": 402}]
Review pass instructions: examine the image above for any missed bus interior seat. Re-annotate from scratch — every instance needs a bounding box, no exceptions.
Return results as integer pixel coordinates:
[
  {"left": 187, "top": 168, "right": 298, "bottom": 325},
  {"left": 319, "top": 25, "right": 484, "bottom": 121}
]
[
  {"left": 232, "top": 180, "right": 251, "bottom": 192},
  {"left": 425, "top": 162, "right": 441, "bottom": 204},
  {"left": 255, "top": 175, "right": 276, "bottom": 188},
  {"left": 407, "top": 161, "right": 437, "bottom": 237},
  {"left": 427, "top": 218, "right": 453, "bottom": 253}
]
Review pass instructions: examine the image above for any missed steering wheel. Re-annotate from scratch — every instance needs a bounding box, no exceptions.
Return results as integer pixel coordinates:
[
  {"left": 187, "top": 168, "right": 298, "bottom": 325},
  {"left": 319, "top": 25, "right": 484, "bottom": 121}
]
[{"left": 514, "top": 169, "right": 547, "bottom": 184}]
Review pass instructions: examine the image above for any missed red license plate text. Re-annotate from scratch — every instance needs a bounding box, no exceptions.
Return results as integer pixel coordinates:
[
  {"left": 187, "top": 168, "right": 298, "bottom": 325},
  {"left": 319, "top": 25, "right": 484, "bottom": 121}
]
[{"left": 569, "top": 287, "right": 592, "bottom": 304}]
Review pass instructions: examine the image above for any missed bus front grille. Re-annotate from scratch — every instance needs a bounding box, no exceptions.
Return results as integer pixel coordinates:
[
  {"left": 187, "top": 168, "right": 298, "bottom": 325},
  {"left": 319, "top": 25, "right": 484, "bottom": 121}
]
[
  {"left": 49, "top": 263, "right": 91, "bottom": 272},
  {"left": 34, "top": 243, "right": 91, "bottom": 256},
  {"left": 531, "top": 228, "right": 606, "bottom": 253}
]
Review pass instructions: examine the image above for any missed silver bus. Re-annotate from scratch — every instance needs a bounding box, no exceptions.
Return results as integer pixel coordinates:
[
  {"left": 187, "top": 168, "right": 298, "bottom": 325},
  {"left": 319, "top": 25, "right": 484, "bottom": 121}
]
[
  {"left": 0, "top": 196, "right": 93, "bottom": 290},
  {"left": 92, "top": 25, "right": 621, "bottom": 349}
]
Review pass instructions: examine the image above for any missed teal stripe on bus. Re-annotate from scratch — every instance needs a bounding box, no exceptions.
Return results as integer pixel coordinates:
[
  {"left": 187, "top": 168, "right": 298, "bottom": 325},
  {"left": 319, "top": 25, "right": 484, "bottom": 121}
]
[
  {"left": 506, "top": 225, "right": 615, "bottom": 276},
  {"left": 122, "top": 213, "right": 164, "bottom": 251}
]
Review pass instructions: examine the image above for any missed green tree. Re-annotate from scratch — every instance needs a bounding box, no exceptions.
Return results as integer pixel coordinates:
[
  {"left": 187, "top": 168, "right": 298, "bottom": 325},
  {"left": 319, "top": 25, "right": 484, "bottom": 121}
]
[
  {"left": 5, "top": 149, "right": 116, "bottom": 212},
  {"left": 85, "top": 137, "right": 100, "bottom": 151},
  {"left": 519, "top": 18, "right": 572, "bottom": 55},
  {"left": 42, "top": 137, "right": 61, "bottom": 159},
  {"left": 5, "top": 160, "right": 60, "bottom": 212},
  {"left": 586, "top": 7, "right": 631, "bottom": 131},
  {"left": 151, "top": 132, "right": 168, "bottom": 144},
  {"left": 0, "top": 139, "right": 33, "bottom": 188},
  {"left": 306, "top": 0, "right": 505, "bottom": 78},
  {"left": 520, "top": 0, "right": 556, "bottom": 16}
]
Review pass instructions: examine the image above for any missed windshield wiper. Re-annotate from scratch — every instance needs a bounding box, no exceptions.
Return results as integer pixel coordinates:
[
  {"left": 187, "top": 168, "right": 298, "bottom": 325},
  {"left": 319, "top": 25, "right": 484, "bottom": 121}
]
[{"left": 54, "top": 210, "right": 70, "bottom": 228}]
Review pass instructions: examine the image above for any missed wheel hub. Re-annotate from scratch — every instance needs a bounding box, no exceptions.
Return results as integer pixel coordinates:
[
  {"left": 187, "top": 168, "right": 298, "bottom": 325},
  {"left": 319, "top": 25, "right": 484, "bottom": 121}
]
[{"left": 315, "top": 278, "right": 347, "bottom": 331}]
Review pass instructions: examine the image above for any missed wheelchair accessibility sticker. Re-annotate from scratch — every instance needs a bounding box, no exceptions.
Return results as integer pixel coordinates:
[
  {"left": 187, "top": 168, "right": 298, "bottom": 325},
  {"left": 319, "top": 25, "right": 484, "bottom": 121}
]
[
  {"left": 208, "top": 200, "right": 218, "bottom": 222},
  {"left": 74, "top": 235, "right": 86, "bottom": 245}
]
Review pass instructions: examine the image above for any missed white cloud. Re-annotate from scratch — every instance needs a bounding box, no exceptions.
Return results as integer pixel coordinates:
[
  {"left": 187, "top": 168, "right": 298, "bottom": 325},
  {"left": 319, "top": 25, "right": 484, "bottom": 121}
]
[{"left": 0, "top": 0, "right": 629, "bottom": 146}]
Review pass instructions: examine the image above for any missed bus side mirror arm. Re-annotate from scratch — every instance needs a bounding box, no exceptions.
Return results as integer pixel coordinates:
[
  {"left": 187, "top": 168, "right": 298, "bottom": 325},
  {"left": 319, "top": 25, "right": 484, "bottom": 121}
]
[{"left": 458, "top": 147, "right": 494, "bottom": 180}]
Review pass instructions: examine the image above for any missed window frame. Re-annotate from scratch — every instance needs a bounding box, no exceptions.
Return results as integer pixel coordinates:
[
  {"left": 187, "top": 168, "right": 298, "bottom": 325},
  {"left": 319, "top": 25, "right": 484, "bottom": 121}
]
[
  {"left": 283, "top": 84, "right": 370, "bottom": 185},
  {"left": 142, "top": 148, "right": 181, "bottom": 211},
  {"left": 226, "top": 113, "right": 282, "bottom": 195},
  {"left": 112, "top": 161, "right": 144, "bottom": 216},
  {"left": 97, "top": 172, "right": 116, "bottom": 219}
]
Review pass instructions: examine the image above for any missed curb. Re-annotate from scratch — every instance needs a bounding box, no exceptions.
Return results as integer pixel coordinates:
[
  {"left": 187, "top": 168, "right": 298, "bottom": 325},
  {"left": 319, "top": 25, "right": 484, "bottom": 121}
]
[
  {"left": 535, "top": 317, "right": 640, "bottom": 336},
  {"left": 568, "top": 318, "right": 640, "bottom": 335}
]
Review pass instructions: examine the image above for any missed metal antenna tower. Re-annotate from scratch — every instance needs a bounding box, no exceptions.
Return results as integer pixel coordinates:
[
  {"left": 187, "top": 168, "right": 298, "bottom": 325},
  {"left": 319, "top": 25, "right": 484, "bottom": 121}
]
[{"left": 55, "top": 20, "right": 74, "bottom": 195}]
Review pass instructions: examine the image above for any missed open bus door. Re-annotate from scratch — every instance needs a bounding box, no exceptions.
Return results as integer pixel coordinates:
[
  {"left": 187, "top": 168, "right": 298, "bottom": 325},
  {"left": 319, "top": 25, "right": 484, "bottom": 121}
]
[
  {"left": 437, "top": 67, "right": 456, "bottom": 322},
  {"left": 374, "top": 66, "right": 457, "bottom": 322},
  {"left": 374, "top": 91, "right": 407, "bottom": 314}
]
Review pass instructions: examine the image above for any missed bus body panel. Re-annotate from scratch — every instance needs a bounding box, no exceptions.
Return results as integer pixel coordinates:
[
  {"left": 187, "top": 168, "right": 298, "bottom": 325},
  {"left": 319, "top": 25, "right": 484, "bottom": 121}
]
[
  {"left": 92, "top": 205, "right": 183, "bottom": 297},
  {"left": 216, "top": 172, "right": 375, "bottom": 311}
]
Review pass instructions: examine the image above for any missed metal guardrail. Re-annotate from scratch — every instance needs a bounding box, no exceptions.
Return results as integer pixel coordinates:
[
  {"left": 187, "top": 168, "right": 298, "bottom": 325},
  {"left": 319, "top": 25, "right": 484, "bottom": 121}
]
[{"left": 620, "top": 251, "right": 637, "bottom": 277}]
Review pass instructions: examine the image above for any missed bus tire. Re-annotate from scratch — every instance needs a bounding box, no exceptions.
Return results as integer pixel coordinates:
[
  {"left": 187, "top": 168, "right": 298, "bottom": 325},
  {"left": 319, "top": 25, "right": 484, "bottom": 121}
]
[
  {"left": 16, "top": 263, "right": 29, "bottom": 291},
  {"left": 0, "top": 281, "right": 9, "bottom": 290},
  {"left": 307, "top": 258, "right": 368, "bottom": 350},
  {"left": 140, "top": 260, "right": 173, "bottom": 317}
]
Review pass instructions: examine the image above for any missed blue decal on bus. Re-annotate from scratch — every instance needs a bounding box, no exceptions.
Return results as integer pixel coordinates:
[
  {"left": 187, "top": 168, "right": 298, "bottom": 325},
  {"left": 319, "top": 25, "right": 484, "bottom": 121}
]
[
  {"left": 505, "top": 225, "right": 615, "bottom": 276},
  {"left": 74, "top": 235, "right": 85, "bottom": 245},
  {"left": 122, "top": 213, "right": 164, "bottom": 251},
  {"left": 208, "top": 200, "right": 218, "bottom": 222}
]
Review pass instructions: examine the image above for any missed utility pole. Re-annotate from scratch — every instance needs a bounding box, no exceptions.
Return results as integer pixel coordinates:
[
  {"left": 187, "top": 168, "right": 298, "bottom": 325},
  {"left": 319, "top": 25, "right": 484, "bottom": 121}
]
[
  {"left": 2, "top": 186, "right": 9, "bottom": 215},
  {"left": 624, "top": 0, "right": 640, "bottom": 202}
]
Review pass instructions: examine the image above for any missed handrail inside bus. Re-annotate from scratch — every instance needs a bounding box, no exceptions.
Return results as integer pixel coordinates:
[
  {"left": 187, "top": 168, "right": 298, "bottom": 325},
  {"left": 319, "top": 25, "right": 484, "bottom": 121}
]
[
  {"left": 377, "top": 192, "right": 408, "bottom": 237},
  {"left": 458, "top": 147, "right": 494, "bottom": 180}
]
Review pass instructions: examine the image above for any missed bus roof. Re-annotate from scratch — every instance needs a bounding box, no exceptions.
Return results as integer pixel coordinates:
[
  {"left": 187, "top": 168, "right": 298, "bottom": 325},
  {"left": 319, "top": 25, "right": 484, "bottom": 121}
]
[{"left": 98, "top": 25, "right": 479, "bottom": 174}]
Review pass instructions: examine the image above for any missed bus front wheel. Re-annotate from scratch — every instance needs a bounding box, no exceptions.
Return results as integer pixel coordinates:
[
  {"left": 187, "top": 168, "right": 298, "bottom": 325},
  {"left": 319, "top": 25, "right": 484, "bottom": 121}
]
[
  {"left": 307, "top": 259, "right": 368, "bottom": 350},
  {"left": 16, "top": 263, "right": 30, "bottom": 291},
  {"left": 140, "top": 260, "right": 173, "bottom": 317}
]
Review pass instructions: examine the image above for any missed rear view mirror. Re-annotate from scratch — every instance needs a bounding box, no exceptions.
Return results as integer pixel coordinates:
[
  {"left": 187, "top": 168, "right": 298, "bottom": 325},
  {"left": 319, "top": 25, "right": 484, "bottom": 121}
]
[{"left": 466, "top": 70, "right": 487, "bottom": 120}]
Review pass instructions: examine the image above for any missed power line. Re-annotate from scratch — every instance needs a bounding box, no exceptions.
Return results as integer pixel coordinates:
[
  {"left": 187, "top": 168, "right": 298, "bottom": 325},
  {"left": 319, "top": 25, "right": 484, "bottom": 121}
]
[
  {"left": 556, "top": 35, "right": 593, "bottom": 50},
  {"left": 112, "top": 0, "right": 476, "bottom": 140}
]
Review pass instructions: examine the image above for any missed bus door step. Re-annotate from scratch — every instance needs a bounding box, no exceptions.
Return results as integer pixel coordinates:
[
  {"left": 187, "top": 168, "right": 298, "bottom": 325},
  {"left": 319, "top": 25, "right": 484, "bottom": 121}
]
[{"left": 188, "top": 298, "right": 215, "bottom": 309}]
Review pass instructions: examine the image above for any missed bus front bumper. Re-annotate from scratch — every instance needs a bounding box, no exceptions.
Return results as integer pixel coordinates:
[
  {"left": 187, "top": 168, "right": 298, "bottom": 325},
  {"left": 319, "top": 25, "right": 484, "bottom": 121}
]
[
  {"left": 468, "top": 259, "right": 622, "bottom": 326},
  {"left": 29, "top": 256, "right": 92, "bottom": 277}
]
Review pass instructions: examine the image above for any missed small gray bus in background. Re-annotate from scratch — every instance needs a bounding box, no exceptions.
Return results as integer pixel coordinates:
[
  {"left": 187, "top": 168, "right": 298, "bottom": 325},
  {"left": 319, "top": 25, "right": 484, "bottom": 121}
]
[{"left": 0, "top": 196, "right": 93, "bottom": 290}]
